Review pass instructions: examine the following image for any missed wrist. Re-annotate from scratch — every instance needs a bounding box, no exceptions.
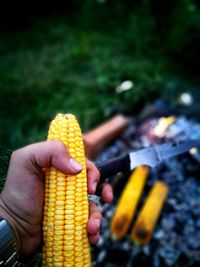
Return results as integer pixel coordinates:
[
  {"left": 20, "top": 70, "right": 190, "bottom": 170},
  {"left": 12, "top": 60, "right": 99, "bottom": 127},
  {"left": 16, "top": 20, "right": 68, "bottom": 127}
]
[
  {"left": 0, "top": 198, "right": 21, "bottom": 255},
  {"left": 0, "top": 219, "right": 22, "bottom": 266},
  {"left": 0, "top": 194, "right": 42, "bottom": 261}
]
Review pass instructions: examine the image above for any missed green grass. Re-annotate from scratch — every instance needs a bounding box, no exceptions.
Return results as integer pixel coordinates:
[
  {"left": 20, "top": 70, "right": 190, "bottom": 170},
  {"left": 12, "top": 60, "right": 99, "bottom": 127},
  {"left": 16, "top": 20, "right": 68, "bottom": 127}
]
[
  {"left": 0, "top": 16, "right": 174, "bottom": 150},
  {"left": 0, "top": 14, "right": 199, "bottom": 152}
]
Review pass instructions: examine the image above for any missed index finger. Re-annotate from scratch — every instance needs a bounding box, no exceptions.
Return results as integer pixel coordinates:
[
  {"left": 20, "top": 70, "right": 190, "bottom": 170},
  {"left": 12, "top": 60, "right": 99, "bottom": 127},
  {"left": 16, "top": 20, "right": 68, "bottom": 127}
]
[{"left": 86, "top": 159, "right": 100, "bottom": 195}]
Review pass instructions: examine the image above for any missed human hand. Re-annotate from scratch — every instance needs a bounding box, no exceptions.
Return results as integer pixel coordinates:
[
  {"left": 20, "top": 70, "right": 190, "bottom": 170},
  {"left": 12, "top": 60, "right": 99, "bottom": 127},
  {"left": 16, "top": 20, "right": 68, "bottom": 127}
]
[{"left": 0, "top": 141, "right": 113, "bottom": 260}]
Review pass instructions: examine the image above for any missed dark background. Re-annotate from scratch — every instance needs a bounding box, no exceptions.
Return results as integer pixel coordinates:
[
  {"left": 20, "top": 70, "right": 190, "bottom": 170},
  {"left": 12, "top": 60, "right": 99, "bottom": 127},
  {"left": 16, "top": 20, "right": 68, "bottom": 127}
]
[{"left": 0, "top": 0, "right": 199, "bottom": 149}]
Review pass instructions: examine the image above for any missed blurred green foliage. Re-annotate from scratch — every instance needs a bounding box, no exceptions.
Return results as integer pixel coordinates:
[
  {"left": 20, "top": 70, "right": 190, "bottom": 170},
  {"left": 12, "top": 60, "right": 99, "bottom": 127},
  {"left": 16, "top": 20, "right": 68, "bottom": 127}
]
[{"left": 0, "top": 0, "right": 199, "bottom": 150}]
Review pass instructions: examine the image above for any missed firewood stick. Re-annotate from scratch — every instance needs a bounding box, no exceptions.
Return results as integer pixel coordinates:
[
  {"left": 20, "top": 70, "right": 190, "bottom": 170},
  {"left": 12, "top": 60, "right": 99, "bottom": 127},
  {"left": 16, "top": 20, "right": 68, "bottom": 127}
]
[{"left": 83, "top": 114, "right": 131, "bottom": 159}]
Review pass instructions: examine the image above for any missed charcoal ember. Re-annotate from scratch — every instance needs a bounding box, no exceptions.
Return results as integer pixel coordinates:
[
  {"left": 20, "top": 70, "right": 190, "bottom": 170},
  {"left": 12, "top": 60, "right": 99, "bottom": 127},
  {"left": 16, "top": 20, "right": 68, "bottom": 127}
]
[
  {"left": 122, "top": 123, "right": 137, "bottom": 145},
  {"left": 121, "top": 241, "right": 131, "bottom": 252},
  {"left": 166, "top": 117, "right": 200, "bottom": 140},
  {"left": 153, "top": 254, "right": 161, "bottom": 267},
  {"left": 182, "top": 157, "right": 200, "bottom": 174},
  {"left": 106, "top": 209, "right": 114, "bottom": 222},
  {"left": 161, "top": 216, "right": 175, "bottom": 231},
  {"left": 101, "top": 203, "right": 112, "bottom": 217},
  {"left": 138, "top": 99, "right": 173, "bottom": 122},
  {"left": 195, "top": 219, "right": 200, "bottom": 228},
  {"left": 93, "top": 112, "right": 200, "bottom": 267},
  {"left": 158, "top": 245, "right": 181, "bottom": 266},
  {"left": 143, "top": 244, "right": 151, "bottom": 256},
  {"left": 185, "top": 250, "right": 200, "bottom": 264},
  {"left": 95, "top": 138, "right": 128, "bottom": 163},
  {"left": 97, "top": 236, "right": 104, "bottom": 248},
  {"left": 187, "top": 233, "right": 200, "bottom": 249},
  {"left": 138, "top": 118, "right": 158, "bottom": 138},
  {"left": 188, "top": 205, "right": 200, "bottom": 218},
  {"left": 97, "top": 250, "right": 107, "bottom": 263},
  {"left": 140, "top": 135, "right": 152, "bottom": 147},
  {"left": 167, "top": 198, "right": 178, "bottom": 209},
  {"left": 174, "top": 211, "right": 192, "bottom": 225},
  {"left": 154, "top": 229, "right": 166, "bottom": 240},
  {"left": 127, "top": 246, "right": 143, "bottom": 266},
  {"left": 183, "top": 223, "right": 194, "bottom": 236},
  {"left": 177, "top": 238, "right": 188, "bottom": 254}
]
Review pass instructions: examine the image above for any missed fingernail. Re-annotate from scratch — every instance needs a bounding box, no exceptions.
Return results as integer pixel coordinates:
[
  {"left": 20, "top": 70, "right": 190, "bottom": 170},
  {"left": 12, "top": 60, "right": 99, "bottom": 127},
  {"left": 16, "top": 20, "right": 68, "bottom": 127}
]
[
  {"left": 69, "top": 158, "right": 82, "bottom": 172},
  {"left": 108, "top": 191, "right": 113, "bottom": 200},
  {"left": 94, "top": 218, "right": 101, "bottom": 229},
  {"left": 92, "top": 182, "right": 97, "bottom": 193}
]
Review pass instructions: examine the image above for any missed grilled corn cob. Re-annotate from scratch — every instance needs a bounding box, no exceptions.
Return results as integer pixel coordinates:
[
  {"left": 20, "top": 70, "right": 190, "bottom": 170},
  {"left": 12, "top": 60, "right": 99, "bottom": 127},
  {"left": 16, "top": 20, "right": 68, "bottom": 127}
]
[
  {"left": 110, "top": 166, "right": 149, "bottom": 239},
  {"left": 42, "top": 113, "right": 90, "bottom": 267},
  {"left": 131, "top": 181, "right": 169, "bottom": 245}
]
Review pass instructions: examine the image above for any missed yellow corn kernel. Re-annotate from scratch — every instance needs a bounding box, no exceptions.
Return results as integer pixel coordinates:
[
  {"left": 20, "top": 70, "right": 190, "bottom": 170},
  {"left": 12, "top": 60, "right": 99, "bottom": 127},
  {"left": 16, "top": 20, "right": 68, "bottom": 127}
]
[
  {"left": 42, "top": 114, "right": 90, "bottom": 266},
  {"left": 130, "top": 181, "right": 169, "bottom": 245},
  {"left": 110, "top": 166, "right": 149, "bottom": 239}
]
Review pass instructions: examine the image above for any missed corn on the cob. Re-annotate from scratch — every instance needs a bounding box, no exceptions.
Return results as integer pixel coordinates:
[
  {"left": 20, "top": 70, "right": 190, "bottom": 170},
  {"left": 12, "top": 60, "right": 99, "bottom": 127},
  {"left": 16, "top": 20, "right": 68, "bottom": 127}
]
[
  {"left": 130, "top": 181, "right": 169, "bottom": 245},
  {"left": 110, "top": 166, "right": 149, "bottom": 239},
  {"left": 153, "top": 116, "right": 175, "bottom": 138},
  {"left": 42, "top": 113, "right": 90, "bottom": 267}
]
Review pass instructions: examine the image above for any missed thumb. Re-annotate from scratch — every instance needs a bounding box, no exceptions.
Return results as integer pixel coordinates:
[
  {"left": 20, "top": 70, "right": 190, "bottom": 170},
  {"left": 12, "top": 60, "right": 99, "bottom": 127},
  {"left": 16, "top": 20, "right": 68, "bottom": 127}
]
[{"left": 17, "top": 140, "right": 83, "bottom": 175}]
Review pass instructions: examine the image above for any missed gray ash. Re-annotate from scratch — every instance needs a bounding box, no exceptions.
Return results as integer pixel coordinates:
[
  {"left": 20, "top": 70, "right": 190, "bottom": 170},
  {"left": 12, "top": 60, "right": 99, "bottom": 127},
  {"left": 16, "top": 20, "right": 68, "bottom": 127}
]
[{"left": 92, "top": 110, "right": 200, "bottom": 267}]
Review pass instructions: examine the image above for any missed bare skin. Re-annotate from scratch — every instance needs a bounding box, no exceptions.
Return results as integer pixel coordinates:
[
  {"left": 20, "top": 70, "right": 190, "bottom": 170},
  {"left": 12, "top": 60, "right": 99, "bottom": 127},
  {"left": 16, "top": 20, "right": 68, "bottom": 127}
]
[{"left": 0, "top": 141, "right": 113, "bottom": 261}]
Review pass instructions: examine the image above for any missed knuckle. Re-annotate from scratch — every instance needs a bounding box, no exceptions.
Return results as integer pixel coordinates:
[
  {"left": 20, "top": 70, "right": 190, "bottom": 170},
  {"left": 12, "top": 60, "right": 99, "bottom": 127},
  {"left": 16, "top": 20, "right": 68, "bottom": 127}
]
[
  {"left": 10, "top": 148, "right": 24, "bottom": 161},
  {"left": 103, "top": 183, "right": 112, "bottom": 191},
  {"left": 10, "top": 151, "right": 17, "bottom": 162},
  {"left": 50, "top": 140, "right": 68, "bottom": 154},
  {"left": 92, "top": 211, "right": 102, "bottom": 220}
]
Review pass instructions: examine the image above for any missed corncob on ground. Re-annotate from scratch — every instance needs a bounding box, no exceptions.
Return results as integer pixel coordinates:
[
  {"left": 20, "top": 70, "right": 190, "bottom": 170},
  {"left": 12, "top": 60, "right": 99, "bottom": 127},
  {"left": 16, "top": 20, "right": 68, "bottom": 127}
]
[
  {"left": 130, "top": 181, "right": 169, "bottom": 245},
  {"left": 153, "top": 116, "right": 175, "bottom": 138},
  {"left": 110, "top": 166, "right": 149, "bottom": 239},
  {"left": 42, "top": 114, "right": 90, "bottom": 267}
]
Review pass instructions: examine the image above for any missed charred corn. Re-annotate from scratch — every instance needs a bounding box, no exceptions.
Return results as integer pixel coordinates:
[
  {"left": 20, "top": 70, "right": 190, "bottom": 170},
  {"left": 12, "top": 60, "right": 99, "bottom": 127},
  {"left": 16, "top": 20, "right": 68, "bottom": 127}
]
[
  {"left": 131, "top": 181, "right": 169, "bottom": 245},
  {"left": 110, "top": 166, "right": 149, "bottom": 239}
]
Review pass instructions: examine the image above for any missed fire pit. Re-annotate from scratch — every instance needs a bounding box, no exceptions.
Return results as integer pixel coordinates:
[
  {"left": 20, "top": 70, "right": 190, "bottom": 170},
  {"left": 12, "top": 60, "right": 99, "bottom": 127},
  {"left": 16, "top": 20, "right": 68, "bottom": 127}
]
[{"left": 91, "top": 99, "right": 200, "bottom": 267}]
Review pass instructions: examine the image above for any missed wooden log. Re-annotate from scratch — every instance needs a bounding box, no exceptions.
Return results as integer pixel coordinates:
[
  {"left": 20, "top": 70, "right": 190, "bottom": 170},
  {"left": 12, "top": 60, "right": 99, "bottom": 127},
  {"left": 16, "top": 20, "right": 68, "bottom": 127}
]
[{"left": 83, "top": 114, "right": 131, "bottom": 159}]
